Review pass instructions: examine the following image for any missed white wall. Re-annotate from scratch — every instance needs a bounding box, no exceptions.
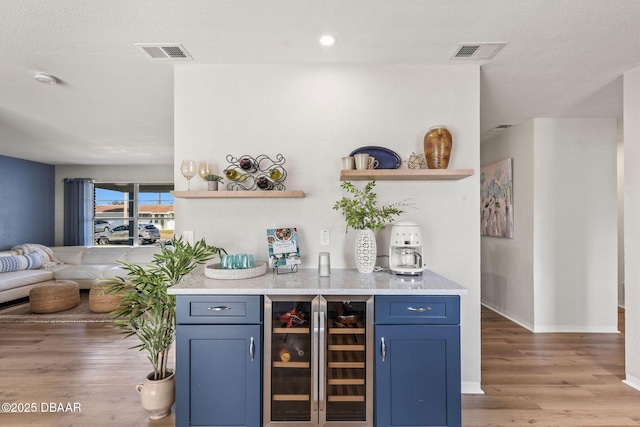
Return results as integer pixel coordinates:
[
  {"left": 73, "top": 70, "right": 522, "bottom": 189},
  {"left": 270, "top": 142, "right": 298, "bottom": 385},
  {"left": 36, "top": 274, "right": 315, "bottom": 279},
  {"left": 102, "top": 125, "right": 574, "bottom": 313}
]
[
  {"left": 533, "top": 118, "right": 618, "bottom": 332},
  {"left": 481, "top": 120, "right": 535, "bottom": 329},
  {"left": 480, "top": 118, "right": 618, "bottom": 334},
  {"left": 54, "top": 164, "right": 173, "bottom": 245},
  {"left": 623, "top": 66, "right": 640, "bottom": 390},
  {"left": 174, "top": 64, "right": 482, "bottom": 392}
]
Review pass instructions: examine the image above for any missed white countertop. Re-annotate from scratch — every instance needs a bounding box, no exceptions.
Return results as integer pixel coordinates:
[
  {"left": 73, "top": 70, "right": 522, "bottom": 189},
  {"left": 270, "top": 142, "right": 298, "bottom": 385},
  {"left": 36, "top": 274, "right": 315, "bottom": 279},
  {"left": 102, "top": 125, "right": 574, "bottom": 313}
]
[{"left": 169, "top": 268, "right": 468, "bottom": 296}]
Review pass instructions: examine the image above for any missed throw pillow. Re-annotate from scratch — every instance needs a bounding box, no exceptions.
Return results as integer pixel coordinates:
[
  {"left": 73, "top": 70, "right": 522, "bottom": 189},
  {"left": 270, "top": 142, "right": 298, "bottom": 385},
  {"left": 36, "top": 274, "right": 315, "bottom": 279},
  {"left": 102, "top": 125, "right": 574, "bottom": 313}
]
[
  {"left": 0, "top": 253, "right": 43, "bottom": 273},
  {"left": 24, "top": 252, "right": 44, "bottom": 270}
]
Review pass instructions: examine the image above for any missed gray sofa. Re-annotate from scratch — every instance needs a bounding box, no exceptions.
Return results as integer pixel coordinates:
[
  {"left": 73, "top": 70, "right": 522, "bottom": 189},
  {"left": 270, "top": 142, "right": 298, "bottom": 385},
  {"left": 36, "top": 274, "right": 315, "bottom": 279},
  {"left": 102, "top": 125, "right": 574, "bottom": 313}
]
[{"left": 0, "top": 245, "right": 161, "bottom": 304}]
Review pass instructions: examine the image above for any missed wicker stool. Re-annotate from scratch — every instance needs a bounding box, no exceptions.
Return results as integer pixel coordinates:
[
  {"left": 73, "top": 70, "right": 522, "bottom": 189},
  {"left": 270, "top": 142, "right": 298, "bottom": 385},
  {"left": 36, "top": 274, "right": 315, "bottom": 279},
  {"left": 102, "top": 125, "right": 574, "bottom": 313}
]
[
  {"left": 89, "top": 282, "right": 124, "bottom": 313},
  {"left": 29, "top": 280, "right": 80, "bottom": 314}
]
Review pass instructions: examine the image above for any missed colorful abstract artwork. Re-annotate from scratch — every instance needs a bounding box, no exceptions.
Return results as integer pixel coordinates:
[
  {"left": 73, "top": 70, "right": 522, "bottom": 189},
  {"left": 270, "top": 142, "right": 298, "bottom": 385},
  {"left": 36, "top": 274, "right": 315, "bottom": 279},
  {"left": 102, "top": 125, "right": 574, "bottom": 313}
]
[{"left": 480, "top": 158, "right": 513, "bottom": 238}]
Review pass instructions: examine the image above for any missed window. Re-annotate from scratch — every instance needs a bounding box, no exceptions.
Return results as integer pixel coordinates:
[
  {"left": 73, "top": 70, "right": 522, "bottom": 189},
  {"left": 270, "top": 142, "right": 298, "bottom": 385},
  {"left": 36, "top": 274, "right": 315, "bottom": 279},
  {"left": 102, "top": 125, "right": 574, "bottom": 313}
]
[{"left": 94, "top": 183, "right": 174, "bottom": 246}]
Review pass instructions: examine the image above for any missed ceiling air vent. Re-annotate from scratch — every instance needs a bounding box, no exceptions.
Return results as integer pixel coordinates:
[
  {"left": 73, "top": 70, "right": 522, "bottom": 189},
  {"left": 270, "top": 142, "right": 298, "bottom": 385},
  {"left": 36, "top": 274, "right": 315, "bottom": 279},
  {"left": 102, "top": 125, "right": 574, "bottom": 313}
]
[
  {"left": 451, "top": 43, "right": 506, "bottom": 60},
  {"left": 135, "top": 43, "right": 193, "bottom": 61}
]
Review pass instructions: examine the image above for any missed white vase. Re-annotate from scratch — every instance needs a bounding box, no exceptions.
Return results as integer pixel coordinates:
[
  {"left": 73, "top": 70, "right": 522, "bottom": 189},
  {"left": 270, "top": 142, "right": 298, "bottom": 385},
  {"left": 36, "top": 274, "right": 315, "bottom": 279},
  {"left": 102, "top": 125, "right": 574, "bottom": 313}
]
[
  {"left": 136, "top": 370, "right": 175, "bottom": 420},
  {"left": 355, "top": 229, "right": 377, "bottom": 273}
]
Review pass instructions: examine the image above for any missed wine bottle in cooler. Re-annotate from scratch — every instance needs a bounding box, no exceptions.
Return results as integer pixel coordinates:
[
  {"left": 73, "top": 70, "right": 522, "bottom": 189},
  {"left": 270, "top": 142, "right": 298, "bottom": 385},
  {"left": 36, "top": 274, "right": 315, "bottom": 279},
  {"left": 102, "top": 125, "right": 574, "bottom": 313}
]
[
  {"left": 286, "top": 336, "right": 305, "bottom": 357},
  {"left": 278, "top": 343, "right": 291, "bottom": 362}
]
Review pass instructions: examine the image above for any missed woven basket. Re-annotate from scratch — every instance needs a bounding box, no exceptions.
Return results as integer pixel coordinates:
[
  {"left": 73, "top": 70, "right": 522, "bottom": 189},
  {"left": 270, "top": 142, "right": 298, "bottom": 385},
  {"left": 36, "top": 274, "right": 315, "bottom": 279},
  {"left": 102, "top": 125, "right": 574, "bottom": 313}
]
[
  {"left": 29, "top": 280, "right": 80, "bottom": 314},
  {"left": 89, "top": 283, "right": 124, "bottom": 313},
  {"left": 205, "top": 261, "right": 267, "bottom": 280}
]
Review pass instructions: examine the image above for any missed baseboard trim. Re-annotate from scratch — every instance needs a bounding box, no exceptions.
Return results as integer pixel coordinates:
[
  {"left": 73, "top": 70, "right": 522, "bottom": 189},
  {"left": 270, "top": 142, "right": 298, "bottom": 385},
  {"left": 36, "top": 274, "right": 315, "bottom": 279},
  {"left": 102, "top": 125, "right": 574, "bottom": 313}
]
[
  {"left": 623, "top": 374, "right": 640, "bottom": 391},
  {"left": 480, "top": 302, "right": 534, "bottom": 331},
  {"left": 482, "top": 303, "right": 620, "bottom": 334},
  {"left": 533, "top": 325, "right": 620, "bottom": 333},
  {"left": 462, "top": 381, "right": 484, "bottom": 395}
]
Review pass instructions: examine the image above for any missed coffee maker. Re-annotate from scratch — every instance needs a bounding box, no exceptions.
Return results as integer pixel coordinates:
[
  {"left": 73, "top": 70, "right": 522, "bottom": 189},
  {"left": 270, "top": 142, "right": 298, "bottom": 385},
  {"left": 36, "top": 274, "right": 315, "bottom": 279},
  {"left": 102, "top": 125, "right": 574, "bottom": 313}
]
[{"left": 389, "top": 221, "right": 424, "bottom": 276}]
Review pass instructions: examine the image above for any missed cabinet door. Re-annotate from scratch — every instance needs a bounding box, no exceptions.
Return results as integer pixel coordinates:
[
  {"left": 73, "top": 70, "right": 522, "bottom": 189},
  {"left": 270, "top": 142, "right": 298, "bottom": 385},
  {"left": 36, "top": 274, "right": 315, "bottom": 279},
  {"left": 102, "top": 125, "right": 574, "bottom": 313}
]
[
  {"left": 176, "top": 324, "right": 261, "bottom": 427},
  {"left": 375, "top": 325, "right": 460, "bottom": 427}
]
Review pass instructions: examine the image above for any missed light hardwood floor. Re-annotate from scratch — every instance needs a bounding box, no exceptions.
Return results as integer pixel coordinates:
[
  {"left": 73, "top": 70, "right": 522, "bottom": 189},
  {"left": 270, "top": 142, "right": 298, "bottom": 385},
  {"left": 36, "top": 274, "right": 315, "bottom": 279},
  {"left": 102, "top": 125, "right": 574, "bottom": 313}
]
[
  {"left": 0, "top": 306, "right": 638, "bottom": 426},
  {"left": 464, "top": 306, "right": 640, "bottom": 426}
]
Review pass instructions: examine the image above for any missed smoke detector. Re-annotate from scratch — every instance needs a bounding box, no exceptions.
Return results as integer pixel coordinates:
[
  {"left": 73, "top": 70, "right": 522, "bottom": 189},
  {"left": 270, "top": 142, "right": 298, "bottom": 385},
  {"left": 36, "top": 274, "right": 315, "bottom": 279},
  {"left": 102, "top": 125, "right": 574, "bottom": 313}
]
[
  {"left": 135, "top": 43, "right": 193, "bottom": 61},
  {"left": 451, "top": 43, "right": 506, "bottom": 60},
  {"left": 34, "top": 73, "right": 59, "bottom": 85}
]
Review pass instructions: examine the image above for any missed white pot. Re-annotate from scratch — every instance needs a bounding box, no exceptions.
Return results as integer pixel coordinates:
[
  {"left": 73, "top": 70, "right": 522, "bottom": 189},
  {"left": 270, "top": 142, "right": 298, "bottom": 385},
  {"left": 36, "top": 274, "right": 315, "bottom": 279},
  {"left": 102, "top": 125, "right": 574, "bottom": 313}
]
[
  {"left": 355, "top": 229, "right": 377, "bottom": 273},
  {"left": 135, "top": 369, "right": 175, "bottom": 420},
  {"left": 207, "top": 181, "right": 219, "bottom": 191}
]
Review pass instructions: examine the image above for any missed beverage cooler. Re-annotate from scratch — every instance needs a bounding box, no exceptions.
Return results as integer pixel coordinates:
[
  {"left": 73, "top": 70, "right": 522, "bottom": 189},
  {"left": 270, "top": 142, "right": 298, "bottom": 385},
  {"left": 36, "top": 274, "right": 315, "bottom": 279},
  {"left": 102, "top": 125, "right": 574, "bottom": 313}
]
[{"left": 264, "top": 295, "right": 374, "bottom": 427}]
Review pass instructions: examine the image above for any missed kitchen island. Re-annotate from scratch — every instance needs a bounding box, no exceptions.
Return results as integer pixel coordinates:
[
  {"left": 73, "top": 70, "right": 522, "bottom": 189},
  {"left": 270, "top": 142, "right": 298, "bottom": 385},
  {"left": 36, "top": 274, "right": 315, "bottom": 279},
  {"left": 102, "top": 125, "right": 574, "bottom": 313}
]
[{"left": 170, "top": 268, "right": 467, "bottom": 427}]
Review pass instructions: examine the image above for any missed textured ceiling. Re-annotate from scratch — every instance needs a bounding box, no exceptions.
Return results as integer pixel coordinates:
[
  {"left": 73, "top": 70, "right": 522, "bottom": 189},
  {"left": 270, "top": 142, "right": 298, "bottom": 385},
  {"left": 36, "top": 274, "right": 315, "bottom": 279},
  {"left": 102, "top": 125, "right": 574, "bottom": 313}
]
[{"left": 0, "top": 0, "right": 638, "bottom": 165}]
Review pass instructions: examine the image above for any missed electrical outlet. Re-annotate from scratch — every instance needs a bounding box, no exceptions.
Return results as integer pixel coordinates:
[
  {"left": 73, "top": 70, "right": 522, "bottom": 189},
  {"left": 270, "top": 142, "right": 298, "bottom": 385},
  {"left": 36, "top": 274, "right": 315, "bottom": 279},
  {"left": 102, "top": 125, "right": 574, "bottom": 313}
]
[{"left": 320, "top": 230, "right": 330, "bottom": 246}]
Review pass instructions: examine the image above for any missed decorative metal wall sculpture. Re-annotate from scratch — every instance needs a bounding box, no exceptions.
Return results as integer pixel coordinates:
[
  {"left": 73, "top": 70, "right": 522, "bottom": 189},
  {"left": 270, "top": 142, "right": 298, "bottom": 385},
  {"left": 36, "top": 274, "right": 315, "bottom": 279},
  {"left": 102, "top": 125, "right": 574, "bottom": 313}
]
[{"left": 224, "top": 154, "right": 288, "bottom": 191}]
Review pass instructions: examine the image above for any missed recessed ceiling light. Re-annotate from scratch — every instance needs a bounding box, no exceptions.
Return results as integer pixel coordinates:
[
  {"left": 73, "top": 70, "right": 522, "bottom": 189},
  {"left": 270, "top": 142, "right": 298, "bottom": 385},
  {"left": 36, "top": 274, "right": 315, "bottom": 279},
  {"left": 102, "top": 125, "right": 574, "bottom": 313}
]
[
  {"left": 319, "top": 34, "right": 337, "bottom": 46},
  {"left": 34, "top": 73, "right": 58, "bottom": 85}
]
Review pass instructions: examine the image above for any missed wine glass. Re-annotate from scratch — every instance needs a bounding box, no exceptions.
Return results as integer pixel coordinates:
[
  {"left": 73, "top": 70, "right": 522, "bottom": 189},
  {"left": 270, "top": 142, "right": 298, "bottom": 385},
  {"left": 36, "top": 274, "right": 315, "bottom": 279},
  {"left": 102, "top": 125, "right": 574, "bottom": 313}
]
[
  {"left": 198, "top": 161, "right": 212, "bottom": 180},
  {"left": 180, "top": 160, "right": 197, "bottom": 190}
]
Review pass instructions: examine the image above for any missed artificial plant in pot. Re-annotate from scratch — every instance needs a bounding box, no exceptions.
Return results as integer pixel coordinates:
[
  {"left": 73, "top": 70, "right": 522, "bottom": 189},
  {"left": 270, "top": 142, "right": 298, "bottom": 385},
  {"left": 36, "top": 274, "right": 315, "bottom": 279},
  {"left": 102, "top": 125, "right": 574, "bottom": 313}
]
[
  {"left": 106, "top": 237, "right": 225, "bottom": 419},
  {"left": 204, "top": 174, "right": 224, "bottom": 191},
  {"left": 333, "top": 181, "right": 405, "bottom": 273}
]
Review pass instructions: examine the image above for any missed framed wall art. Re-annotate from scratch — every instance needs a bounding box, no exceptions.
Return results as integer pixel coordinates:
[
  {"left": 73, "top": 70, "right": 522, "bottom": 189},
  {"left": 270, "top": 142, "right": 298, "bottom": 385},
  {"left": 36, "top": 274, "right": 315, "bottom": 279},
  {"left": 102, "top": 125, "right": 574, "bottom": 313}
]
[{"left": 480, "top": 158, "right": 513, "bottom": 238}]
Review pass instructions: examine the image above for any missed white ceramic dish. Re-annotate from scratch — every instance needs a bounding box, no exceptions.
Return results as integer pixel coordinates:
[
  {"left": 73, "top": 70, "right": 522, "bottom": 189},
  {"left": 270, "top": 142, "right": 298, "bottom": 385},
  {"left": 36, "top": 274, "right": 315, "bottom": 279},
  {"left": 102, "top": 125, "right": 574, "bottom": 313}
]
[{"left": 205, "top": 261, "right": 268, "bottom": 280}]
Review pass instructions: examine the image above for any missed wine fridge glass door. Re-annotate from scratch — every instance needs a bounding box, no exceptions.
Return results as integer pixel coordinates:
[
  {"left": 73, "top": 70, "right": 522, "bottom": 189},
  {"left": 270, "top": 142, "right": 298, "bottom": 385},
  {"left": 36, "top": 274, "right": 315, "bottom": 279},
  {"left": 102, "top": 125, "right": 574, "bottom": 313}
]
[
  {"left": 264, "top": 295, "right": 373, "bottom": 427},
  {"left": 265, "top": 296, "right": 317, "bottom": 425},
  {"left": 323, "top": 297, "right": 373, "bottom": 423}
]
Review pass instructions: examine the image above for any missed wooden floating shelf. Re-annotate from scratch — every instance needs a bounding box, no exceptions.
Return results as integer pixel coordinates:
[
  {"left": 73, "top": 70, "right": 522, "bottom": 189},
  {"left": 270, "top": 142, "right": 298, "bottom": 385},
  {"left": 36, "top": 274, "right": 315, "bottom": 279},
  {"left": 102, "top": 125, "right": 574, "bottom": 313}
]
[
  {"left": 339, "top": 169, "right": 474, "bottom": 181},
  {"left": 171, "top": 190, "right": 305, "bottom": 199}
]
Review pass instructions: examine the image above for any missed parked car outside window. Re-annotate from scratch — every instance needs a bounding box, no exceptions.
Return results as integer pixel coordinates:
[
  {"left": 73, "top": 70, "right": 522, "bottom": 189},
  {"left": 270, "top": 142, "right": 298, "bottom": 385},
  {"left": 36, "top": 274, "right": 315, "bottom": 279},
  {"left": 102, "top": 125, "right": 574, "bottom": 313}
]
[
  {"left": 95, "top": 224, "right": 161, "bottom": 245},
  {"left": 94, "top": 220, "right": 110, "bottom": 233}
]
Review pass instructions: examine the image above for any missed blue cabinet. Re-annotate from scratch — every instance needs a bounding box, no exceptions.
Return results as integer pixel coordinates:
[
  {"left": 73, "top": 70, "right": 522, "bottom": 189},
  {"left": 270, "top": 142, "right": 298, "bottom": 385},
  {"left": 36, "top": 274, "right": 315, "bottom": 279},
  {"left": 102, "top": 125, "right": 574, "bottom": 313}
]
[
  {"left": 176, "top": 296, "right": 262, "bottom": 427},
  {"left": 374, "top": 296, "right": 461, "bottom": 427},
  {"left": 176, "top": 294, "right": 462, "bottom": 427}
]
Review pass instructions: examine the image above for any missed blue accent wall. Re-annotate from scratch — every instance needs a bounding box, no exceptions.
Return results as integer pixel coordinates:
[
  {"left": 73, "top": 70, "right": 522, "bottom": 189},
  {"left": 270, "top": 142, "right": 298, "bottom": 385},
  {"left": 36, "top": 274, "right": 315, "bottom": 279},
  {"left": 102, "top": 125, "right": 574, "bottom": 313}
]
[{"left": 0, "top": 155, "right": 55, "bottom": 250}]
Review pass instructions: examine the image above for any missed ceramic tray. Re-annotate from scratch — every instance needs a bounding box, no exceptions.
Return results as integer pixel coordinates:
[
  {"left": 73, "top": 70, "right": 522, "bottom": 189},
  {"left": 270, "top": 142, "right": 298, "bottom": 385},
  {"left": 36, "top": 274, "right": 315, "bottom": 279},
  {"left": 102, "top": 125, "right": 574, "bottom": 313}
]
[
  {"left": 205, "top": 261, "right": 268, "bottom": 280},
  {"left": 349, "top": 146, "right": 401, "bottom": 169}
]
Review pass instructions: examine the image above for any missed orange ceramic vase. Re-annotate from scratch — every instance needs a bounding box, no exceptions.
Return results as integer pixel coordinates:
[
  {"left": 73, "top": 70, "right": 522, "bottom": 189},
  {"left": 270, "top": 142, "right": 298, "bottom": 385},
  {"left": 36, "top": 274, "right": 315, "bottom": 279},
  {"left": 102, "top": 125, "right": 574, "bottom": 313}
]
[{"left": 423, "top": 126, "right": 452, "bottom": 169}]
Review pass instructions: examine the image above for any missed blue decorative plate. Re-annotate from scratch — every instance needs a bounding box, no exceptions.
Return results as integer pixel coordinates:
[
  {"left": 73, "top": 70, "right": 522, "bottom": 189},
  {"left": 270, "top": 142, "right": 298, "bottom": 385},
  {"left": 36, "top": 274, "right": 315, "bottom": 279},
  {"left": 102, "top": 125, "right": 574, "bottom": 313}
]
[{"left": 349, "top": 146, "right": 402, "bottom": 169}]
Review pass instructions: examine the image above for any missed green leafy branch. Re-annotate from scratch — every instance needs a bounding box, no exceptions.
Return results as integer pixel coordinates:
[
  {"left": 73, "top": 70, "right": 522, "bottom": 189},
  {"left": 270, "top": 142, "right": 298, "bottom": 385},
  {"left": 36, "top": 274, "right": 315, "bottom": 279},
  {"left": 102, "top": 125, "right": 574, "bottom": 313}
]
[{"left": 333, "top": 181, "right": 407, "bottom": 232}]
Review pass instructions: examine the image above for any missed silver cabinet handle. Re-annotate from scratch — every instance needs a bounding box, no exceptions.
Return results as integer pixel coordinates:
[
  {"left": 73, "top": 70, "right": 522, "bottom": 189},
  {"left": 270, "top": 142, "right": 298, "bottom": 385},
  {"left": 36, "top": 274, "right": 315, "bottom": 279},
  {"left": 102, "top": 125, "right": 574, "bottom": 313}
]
[
  {"left": 207, "top": 306, "right": 232, "bottom": 311},
  {"left": 381, "top": 337, "right": 386, "bottom": 362},
  {"left": 407, "top": 306, "right": 431, "bottom": 313},
  {"left": 249, "top": 336, "right": 255, "bottom": 362}
]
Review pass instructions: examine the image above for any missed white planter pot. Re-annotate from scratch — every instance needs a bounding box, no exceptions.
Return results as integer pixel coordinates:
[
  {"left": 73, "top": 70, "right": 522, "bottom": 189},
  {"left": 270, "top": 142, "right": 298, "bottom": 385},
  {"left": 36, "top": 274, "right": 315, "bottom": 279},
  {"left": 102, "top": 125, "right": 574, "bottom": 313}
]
[
  {"left": 355, "top": 229, "right": 377, "bottom": 273},
  {"left": 136, "top": 369, "right": 175, "bottom": 420},
  {"left": 207, "top": 181, "right": 219, "bottom": 191}
]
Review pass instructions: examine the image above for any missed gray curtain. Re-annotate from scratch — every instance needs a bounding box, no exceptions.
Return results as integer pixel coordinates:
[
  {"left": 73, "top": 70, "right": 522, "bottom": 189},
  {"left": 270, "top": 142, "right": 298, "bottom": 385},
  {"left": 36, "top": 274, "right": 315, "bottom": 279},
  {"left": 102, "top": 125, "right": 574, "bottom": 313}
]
[{"left": 63, "top": 178, "right": 94, "bottom": 246}]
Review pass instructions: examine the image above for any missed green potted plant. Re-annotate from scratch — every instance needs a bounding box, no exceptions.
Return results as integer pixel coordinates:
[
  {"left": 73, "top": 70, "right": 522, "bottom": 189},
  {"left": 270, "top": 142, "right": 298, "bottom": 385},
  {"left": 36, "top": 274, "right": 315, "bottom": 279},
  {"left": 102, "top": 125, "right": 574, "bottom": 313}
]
[
  {"left": 204, "top": 174, "right": 224, "bottom": 191},
  {"left": 333, "top": 181, "right": 405, "bottom": 273},
  {"left": 106, "top": 237, "right": 225, "bottom": 419}
]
